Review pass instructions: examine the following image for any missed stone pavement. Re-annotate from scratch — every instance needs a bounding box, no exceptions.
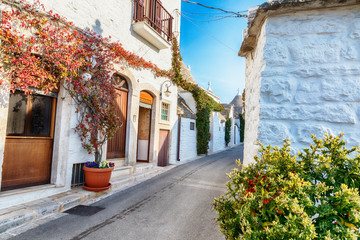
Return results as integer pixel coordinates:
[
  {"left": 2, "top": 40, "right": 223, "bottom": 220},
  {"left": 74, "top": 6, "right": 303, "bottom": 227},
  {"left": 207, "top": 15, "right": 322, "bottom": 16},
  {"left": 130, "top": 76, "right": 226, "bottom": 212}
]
[
  {"left": 0, "top": 163, "right": 176, "bottom": 239},
  {"left": 0, "top": 145, "right": 241, "bottom": 239}
]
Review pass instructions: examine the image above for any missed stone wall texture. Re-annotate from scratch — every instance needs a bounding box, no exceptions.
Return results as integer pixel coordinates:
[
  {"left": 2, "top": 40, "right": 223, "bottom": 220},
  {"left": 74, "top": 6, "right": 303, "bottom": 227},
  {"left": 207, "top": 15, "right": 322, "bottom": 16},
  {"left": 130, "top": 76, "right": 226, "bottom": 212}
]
[
  {"left": 179, "top": 117, "right": 197, "bottom": 161},
  {"left": 243, "top": 22, "right": 266, "bottom": 165},
  {"left": 209, "top": 112, "right": 226, "bottom": 153},
  {"left": 244, "top": 5, "right": 360, "bottom": 164}
]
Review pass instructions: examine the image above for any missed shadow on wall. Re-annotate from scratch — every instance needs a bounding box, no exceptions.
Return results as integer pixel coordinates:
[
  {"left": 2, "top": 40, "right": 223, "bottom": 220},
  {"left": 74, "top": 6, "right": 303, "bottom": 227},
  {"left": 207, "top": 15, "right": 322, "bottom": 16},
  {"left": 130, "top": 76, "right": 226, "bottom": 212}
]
[
  {"left": 84, "top": 19, "right": 104, "bottom": 37},
  {"left": 92, "top": 19, "right": 103, "bottom": 36}
]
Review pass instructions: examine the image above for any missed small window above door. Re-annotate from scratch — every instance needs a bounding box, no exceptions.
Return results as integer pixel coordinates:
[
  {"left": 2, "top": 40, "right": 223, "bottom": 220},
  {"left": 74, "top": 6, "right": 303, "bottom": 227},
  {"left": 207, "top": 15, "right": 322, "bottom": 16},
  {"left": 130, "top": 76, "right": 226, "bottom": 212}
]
[{"left": 113, "top": 74, "right": 128, "bottom": 91}]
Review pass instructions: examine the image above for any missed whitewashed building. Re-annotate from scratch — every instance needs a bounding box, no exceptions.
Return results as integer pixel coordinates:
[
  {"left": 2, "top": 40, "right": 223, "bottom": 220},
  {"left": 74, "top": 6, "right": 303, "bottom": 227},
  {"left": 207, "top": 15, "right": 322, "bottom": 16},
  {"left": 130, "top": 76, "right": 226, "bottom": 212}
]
[
  {"left": 0, "top": 0, "right": 181, "bottom": 209},
  {"left": 239, "top": 0, "right": 360, "bottom": 165},
  {"left": 177, "top": 62, "right": 198, "bottom": 162},
  {"left": 230, "top": 89, "right": 243, "bottom": 145}
]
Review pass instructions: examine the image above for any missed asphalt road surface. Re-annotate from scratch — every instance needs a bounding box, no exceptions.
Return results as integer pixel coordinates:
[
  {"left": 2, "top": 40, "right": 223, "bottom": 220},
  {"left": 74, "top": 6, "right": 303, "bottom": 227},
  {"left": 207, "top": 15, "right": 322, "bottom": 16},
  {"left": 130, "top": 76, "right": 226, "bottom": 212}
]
[{"left": 11, "top": 145, "right": 243, "bottom": 240}]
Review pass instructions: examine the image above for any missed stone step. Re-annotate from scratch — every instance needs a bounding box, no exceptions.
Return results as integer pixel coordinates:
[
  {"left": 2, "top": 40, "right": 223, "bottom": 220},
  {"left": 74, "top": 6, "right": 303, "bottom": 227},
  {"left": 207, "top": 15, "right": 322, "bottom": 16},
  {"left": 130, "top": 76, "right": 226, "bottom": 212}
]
[
  {"left": 134, "top": 163, "right": 154, "bottom": 173},
  {"left": 111, "top": 166, "right": 132, "bottom": 178},
  {"left": 110, "top": 159, "right": 126, "bottom": 167}
]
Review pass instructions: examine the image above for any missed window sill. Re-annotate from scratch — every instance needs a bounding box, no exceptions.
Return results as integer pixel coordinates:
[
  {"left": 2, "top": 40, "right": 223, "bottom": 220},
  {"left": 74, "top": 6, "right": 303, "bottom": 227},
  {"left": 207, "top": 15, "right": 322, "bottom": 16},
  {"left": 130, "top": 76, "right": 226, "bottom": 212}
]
[{"left": 132, "top": 21, "right": 171, "bottom": 50}]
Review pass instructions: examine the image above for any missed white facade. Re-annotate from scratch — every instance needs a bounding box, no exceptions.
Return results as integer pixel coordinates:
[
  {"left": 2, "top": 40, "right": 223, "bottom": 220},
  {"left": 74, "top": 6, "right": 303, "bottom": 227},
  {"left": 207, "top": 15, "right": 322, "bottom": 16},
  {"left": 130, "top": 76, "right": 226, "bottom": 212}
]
[
  {"left": 0, "top": 0, "right": 180, "bottom": 209},
  {"left": 178, "top": 117, "right": 197, "bottom": 161},
  {"left": 240, "top": 1, "right": 360, "bottom": 165},
  {"left": 209, "top": 112, "right": 226, "bottom": 153}
]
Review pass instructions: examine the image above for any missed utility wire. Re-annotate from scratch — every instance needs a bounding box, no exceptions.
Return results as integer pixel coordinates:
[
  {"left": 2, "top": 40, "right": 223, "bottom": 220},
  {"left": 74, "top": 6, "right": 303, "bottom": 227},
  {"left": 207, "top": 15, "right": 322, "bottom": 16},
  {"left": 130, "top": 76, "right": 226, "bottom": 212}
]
[
  {"left": 182, "top": 12, "right": 235, "bottom": 22},
  {"left": 181, "top": 0, "right": 248, "bottom": 18},
  {"left": 181, "top": 10, "right": 236, "bottom": 17},
  {"left": 181, "top": 14, "right": 238, "bottom": 53},
  {"left": 182, "top": 10, "right": 247, "bottom": 18}
]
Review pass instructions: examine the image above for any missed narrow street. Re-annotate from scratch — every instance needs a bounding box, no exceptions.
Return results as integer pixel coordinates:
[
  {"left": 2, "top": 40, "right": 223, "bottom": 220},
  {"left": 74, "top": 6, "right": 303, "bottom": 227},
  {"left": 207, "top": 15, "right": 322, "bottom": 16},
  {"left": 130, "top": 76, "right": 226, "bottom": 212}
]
[{"left": 10, "top": 145, "right": 243, "bottom": 240}]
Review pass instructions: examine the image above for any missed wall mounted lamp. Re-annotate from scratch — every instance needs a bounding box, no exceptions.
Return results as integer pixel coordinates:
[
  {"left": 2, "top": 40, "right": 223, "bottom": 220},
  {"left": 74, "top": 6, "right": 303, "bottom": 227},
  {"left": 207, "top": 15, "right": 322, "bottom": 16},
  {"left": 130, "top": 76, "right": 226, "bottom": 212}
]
[{"left": 160, "top": 80, "right": 172, "bottom": 100}]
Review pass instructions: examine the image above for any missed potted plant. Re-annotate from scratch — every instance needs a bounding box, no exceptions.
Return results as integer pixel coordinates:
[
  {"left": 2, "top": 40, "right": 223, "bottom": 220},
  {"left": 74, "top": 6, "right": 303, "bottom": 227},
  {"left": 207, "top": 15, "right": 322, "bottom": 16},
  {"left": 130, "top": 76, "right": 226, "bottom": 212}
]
[
  {"left": 70, "top": 70, "right": 121, "bottom": 191},
  {"left": 83, "top": 161, "right": 115, "bottom": 191},
  {"left": 69, "top": 65, "right": 121, "bottom": 191}
]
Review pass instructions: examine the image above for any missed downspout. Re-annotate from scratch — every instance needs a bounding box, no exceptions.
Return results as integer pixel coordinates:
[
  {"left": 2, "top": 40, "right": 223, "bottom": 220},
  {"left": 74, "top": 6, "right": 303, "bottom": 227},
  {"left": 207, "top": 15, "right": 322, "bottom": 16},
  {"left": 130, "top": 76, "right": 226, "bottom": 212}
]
[{"left": 177, "top": 115, "right": 181, "bottom": 161}]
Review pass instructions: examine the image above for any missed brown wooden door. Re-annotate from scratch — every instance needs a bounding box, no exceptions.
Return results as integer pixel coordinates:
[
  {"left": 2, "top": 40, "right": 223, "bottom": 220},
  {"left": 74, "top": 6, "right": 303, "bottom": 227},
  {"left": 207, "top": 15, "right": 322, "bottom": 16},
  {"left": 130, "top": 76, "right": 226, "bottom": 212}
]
[
  {"left": 137, "top": 107, "right": 151, "bottom": 162},
  {"left": 107, "top": 88, "right": 128, "bottom": 159},
  {"left": 158, "top": 130, "right": 169, "bottom": 167},
  {"left": 2, "top": 91, "right": 56, "bottom": 191},
  {"left": 137, "top": 91, "right": 153, "bottom": 162}
]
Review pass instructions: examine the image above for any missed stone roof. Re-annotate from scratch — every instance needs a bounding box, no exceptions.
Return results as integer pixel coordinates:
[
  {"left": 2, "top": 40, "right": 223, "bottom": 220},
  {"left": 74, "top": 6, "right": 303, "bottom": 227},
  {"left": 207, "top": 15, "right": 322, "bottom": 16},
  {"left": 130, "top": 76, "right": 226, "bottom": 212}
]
[
  {"left": 239, "top": 0, "right": 359, "bottom": 56},
  {"left": 233, "top": 107, "right": 243, "bottom": 119},
  {"left": 179, "top": 61, "right": 196, "bottom": 92},
  {"left": 230, "top": 89, "right": 243, "bottom": 108},
  {"left": 177, "top": 95, "right": 197, "bottom": 119},
  {"left": 221, "top": 104, "right": 231, "bottom": 119}
]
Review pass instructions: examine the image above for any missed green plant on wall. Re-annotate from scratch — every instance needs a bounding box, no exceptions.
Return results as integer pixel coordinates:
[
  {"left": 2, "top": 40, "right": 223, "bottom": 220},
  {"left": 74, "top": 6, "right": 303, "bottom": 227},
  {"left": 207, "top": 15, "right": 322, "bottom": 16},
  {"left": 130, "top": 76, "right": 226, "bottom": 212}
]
[
  {"left": 225, "top": 117, "right": 231, "bottom": 146},
  {"left": 171, "top": 38, "right": 223, "bottom": 154},
  {"left": 239, "top": 113, "right": 245, "bottom": 142}
]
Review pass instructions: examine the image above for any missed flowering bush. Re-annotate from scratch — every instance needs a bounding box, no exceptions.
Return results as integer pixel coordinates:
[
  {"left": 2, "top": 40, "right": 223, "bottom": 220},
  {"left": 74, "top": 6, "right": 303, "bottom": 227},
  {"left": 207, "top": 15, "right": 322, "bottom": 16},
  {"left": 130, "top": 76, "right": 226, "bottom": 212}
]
[
  {"left": 85, "top": 161, "right": 114, "bottom": 169},
  {"left": 214, "top": 134, "right": 360, "bottom": 239}
]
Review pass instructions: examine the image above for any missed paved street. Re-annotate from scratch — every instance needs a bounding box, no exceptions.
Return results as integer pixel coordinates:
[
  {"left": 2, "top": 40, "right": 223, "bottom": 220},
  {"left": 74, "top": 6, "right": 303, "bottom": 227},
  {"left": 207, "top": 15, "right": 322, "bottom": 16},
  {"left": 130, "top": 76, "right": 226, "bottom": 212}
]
[{"left": 11, "top": 145, "right": 242, "bottom": 240}]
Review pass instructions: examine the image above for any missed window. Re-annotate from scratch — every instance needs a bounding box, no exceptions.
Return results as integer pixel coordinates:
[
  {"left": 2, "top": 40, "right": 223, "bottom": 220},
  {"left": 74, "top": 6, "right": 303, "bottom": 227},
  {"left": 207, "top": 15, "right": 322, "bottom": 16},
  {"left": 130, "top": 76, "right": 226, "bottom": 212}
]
[
  {"left": 113, "top": 74, "right": 128, "bottom": 90},
  {"left": 190, "top": 122, "right": 195, "bottom": 130},
  {"left": 161, "top": 102, "right": 169, "bottom": 121},
  {"left": 6, "top": 91, "right": 55, "bottom": 137}
]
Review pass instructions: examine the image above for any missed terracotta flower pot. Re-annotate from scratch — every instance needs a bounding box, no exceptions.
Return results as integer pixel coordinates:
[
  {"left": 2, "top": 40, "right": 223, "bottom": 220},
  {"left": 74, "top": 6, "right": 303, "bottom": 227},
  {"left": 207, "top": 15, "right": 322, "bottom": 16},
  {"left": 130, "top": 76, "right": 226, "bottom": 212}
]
[{"left": 83, "top": 166, "right": 114, "bottom": 192}]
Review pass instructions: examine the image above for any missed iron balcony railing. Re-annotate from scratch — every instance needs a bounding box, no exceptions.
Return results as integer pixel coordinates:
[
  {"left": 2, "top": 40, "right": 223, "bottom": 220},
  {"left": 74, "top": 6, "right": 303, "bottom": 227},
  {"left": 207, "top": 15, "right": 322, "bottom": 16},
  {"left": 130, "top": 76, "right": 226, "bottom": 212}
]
[{"left": 133, "top": 0, "right": 173, "bottom": 42}]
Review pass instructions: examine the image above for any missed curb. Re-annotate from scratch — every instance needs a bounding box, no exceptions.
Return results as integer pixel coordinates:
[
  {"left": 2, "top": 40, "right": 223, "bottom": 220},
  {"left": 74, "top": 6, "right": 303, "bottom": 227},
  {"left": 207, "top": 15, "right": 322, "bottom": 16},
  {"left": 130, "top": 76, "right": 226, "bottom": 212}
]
[{"left": 0, "top": 165, "right": 175, "bottom": 239}]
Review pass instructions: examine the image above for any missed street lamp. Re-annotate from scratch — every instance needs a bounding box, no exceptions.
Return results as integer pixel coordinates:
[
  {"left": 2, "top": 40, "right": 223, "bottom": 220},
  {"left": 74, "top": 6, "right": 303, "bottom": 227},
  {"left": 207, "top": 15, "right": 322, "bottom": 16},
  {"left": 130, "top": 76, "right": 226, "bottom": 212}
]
[{"left": 160, "top": 80, "right": 172, "bottom": 99}]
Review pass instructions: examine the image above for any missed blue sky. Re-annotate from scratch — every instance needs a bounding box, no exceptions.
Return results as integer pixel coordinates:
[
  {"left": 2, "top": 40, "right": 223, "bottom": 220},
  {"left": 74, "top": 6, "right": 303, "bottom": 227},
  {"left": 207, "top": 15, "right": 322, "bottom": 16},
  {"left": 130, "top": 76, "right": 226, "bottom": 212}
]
[{"left": 180, "top": 0, "right": 264, "bottom": 103}]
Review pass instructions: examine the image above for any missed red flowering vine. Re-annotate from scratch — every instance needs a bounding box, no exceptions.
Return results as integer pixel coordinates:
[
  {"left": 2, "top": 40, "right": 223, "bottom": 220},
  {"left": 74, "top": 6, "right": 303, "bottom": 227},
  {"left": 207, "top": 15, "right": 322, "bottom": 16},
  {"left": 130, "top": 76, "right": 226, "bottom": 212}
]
[{"left": 0, "top": 0, "right": 171, "bottom": 163}]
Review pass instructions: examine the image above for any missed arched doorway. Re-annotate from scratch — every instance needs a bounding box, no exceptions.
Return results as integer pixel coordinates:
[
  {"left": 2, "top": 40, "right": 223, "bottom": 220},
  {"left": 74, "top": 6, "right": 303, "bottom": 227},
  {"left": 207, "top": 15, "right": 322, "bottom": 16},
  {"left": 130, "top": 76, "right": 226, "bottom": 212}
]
[
  {"left": 137, "top": 91, "right": 153, "bottom": 162},
  {"left": 107, "top": 74, "right": 129, "bottom": 159}
]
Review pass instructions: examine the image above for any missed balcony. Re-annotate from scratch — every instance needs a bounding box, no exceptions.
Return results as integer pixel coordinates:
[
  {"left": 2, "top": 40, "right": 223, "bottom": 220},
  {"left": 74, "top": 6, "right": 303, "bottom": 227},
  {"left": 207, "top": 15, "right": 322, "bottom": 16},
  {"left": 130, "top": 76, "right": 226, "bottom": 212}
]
[{"left": 133, "top": 0, "right": 173, "bottom": 50}]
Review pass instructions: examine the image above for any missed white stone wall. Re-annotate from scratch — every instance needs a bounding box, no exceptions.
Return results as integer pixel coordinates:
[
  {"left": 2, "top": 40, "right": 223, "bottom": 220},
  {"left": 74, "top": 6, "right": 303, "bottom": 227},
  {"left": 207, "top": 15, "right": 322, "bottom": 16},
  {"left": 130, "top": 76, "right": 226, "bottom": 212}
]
[
  {"left": 36, "top": 0, "right": 181, "bottom": 167},
  {"left": 243, "top": 22, "right": 266, "bottom": 165},
  {"left": 235, "top": 118, "right": 241, "bottom": 144},
  {"left": 244, "top": 5, "right": 360, "bottom": 164},
  {"left": 209, "top": 112, "right": 226, "bottom": 153},
  {"left": 40, "top": 0, "right": 181, "bottom": 70},
  {"left": 0, "top": 0, "right": 180, "bottom": 208},
  {"left": 179, "top": 117, "right": 197, "bottom": 161}
]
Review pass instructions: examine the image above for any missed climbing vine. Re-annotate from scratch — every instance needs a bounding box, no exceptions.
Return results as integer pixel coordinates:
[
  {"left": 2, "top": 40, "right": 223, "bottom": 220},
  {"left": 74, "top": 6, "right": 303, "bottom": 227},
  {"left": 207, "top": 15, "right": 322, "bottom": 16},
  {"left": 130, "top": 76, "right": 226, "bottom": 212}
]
[
  {"left": 239, "top": 113, "right": 245, "bottom": 142},
  {"left": 225, "top": 117, "right": 231, "bottom": 146},
  {"left": 171, "top": 37, "right": 223, "bottom": 154},
  {"left": 0, "top": 0, "right": 170, "bottom": 163}
]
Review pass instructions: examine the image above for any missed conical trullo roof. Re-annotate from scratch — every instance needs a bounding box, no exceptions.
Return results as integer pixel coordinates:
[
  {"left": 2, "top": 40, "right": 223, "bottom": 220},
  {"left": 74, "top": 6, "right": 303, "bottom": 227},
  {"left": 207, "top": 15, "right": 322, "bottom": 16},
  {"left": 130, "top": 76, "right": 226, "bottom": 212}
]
[
  {"left": 230, "top": 89, "right": 243, "bottom": 119},
  {"left": 230, "top": 89, "right": 243, "bottom": 107}
]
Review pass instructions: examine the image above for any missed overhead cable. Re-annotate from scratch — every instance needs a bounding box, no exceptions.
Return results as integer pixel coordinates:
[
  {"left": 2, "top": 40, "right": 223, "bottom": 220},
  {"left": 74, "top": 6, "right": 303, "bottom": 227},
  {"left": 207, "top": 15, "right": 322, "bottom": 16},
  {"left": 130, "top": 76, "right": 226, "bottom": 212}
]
[
  {"left": 181, "top": 0, "right": 248, "bottom": 18},
  {"left": 181, "top": 14, "right": 238, "bottom": 53},
  {"left": 181, "top": 12, "right": 235, "bottom": 22}
]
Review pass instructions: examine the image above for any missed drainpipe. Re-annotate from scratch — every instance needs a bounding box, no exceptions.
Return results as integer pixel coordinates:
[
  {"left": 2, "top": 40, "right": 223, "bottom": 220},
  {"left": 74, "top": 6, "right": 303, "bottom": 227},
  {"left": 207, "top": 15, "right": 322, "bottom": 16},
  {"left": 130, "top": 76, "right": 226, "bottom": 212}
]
[{"left": 177, "top": 116, "right": 181, "bottom": 161}]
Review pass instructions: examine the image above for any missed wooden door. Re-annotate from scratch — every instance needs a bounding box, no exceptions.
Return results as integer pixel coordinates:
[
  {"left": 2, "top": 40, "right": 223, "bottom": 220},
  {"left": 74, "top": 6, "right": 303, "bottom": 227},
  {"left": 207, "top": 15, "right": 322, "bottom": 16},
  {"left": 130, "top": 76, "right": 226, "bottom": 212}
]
[
  {"left": 158, "top": 130, "right": 169, "bottom": 167},
  {"left": 137, "top": 107, "right": 151, "bottom": 162},
  {"left": 2, "top": 91, "right": 56, "bottom": 191},
  {"left": 137, "top": 91, "right": 153, "bottom": 162},
  {"left": 107, "top": 88, "right": 128, "bottom": 159}
]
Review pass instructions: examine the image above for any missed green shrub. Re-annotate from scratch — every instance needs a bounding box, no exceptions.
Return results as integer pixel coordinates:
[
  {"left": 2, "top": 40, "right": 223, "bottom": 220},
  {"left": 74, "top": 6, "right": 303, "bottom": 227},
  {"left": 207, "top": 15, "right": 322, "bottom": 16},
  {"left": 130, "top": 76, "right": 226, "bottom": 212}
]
[
  {"left": 225, "top": 118, "right": 232, "bottom": 147},
  {"left": 214, "top": 134, "right": 360, "bottom": 240},
  {"left": 239, "top": 113, "right": 245, "bottom": 142}
]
